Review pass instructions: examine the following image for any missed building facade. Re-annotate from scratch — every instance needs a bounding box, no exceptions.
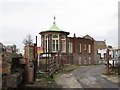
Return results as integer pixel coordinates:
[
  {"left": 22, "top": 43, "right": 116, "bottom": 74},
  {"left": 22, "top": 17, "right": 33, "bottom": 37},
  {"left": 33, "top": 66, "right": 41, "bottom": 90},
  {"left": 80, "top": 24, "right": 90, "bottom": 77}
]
[
  {"left": 39, "top": 17, "right": 69, "bottom": 54},
  {"left": 94, "top": 40, "right": 107, "bottom": 64},
  {"left": 67, "top": 35, "right": 94, "bottom": 65},
  {"left": 0, "top": 43, "right": 17, "bottom": 53},
  {"left": 80, "top": 35, "right": 107, "bottom": 64},
  {"left": 39, "top": 17, "right": 95, "bottom": 65}
]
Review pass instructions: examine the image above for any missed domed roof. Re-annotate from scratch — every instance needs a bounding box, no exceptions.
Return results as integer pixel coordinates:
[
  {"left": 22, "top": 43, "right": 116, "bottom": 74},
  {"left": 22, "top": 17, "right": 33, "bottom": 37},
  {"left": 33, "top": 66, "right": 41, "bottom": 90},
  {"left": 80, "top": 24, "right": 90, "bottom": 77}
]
[
  {"left": 49, "top": 16, "right": 61, "bottom": 31},
  {"left": 39, "top": 16, "right": 70, "bottom": 35}
]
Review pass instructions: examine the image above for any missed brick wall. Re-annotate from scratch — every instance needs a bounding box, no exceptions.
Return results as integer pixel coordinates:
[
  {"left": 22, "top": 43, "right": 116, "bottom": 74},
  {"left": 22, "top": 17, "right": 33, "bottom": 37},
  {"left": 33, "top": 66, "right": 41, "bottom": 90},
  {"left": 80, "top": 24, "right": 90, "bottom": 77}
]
[{"left": 67, "top": 37, "right": 94, "bottom": 65}]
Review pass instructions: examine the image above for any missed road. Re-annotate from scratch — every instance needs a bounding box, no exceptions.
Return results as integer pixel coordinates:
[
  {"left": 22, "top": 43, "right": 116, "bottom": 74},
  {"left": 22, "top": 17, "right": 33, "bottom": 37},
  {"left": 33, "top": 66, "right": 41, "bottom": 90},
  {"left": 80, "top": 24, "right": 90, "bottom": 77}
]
[{"left": 55, "top": 65, "right": 120, "bottom": 89}]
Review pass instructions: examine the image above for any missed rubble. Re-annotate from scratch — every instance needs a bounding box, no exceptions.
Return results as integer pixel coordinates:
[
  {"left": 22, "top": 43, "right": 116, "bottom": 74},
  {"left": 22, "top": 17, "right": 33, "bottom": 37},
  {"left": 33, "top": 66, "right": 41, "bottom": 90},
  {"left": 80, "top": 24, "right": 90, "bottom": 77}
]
[
  {"left": 1, "top": 52, "right": 24, "bottom": 89},
  {"left": 6, "top": 72, "right": 23, "bottom": 88}
]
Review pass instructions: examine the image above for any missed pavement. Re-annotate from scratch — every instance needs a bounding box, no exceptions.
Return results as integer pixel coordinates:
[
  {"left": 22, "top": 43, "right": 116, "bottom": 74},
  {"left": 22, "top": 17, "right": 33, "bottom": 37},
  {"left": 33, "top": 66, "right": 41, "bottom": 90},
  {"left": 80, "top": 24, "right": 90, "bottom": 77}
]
[
  {"left": 55, "top": 65, "right": 120, "bottom": 89},
  {"left": 55, "top": 73, "right": 82, "bottom": 88},
  {"left": 0, "top": 73, "right": 2, "bottom": 90}
]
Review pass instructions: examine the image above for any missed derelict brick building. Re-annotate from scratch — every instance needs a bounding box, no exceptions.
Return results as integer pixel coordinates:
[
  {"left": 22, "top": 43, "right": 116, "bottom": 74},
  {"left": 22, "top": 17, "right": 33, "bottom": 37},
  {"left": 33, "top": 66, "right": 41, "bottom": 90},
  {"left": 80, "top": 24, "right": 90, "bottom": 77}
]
[{"left": 39, "top": 17, "right": 95, "bottom": 65}]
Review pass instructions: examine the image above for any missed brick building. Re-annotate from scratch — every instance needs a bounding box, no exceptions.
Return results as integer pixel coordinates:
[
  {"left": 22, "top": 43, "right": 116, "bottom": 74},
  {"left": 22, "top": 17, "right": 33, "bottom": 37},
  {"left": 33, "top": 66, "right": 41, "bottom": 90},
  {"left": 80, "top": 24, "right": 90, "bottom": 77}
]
[
  {"left": 80, "top": 35, "right": 107, "bottom": 64},
  {"left": 39, "top": 17, "right": 95, "bottom": 65},
  {"left": 0, "top": 43, "right": 17, "bottom": 53},
  {"left": 81, "top": 35, "right": 107, "bottom": 64},
  {"left": 67, "top": 35, "right": 94, "bottom": 65},
  {"left": 39, "top": 17, "right": 69, "bottom": 54},
  {"left": 94, "top": 40, "right": 107, "bottom": 64}
]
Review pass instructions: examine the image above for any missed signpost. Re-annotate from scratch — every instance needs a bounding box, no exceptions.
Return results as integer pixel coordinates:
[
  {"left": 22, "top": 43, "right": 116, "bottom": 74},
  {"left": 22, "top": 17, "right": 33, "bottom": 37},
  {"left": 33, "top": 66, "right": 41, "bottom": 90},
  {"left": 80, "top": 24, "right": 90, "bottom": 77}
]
[{"left": 37, "top": 47, "right": 43, "bottom": 67}]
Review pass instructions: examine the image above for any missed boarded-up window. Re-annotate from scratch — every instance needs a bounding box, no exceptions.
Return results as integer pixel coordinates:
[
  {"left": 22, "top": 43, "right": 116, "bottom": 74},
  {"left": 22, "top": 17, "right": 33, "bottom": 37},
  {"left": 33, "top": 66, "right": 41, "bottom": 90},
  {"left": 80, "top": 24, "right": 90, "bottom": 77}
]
[
  {"left": 79, "top": 57, "right": 81, "bottom": 65},
  {"left": 61, "top": 40, "right": 66, "bottom": 52},
  {"left": 61, "top": 35, "right": 66, "bottom": 53},
  {"left": 84, "top": 57, "right": 87, "bottom": 65},
  {"left": 79, "top": 44, "right": 82, "bottom": 53},
  {"left": 68, "top": 42, "right": 73, "bottom": 53},
  {"left": 89, "top": 57, "right": 91, "bottom": 64},
  {"left": 83, "top": 45, "right": 86, "bottom": 50}
]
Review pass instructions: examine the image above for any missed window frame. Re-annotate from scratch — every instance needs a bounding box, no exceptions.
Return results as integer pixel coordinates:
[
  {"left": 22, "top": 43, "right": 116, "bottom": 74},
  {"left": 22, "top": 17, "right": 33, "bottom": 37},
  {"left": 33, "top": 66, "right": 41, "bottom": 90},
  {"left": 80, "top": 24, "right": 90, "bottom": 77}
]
[
  {"left": 79, "top": 44, "right": 82, "bottom": 53},
  {"left": 88, "top": 44, "right": 91, "bottom": 53},
  {"left": 83, "top": 44, "right": 87, "bottom": 51},
  {"left": 44, "top": 34, "right": 49, "bottom": 52},
  {"left": 61, "top": 35, "right": 66, "bottom": 53},
  {"left": 68, "top": 42, "right": 73, "bottom": 53},
  {"left": 52, "top": 34, "right": 59, "bottom": 52}
]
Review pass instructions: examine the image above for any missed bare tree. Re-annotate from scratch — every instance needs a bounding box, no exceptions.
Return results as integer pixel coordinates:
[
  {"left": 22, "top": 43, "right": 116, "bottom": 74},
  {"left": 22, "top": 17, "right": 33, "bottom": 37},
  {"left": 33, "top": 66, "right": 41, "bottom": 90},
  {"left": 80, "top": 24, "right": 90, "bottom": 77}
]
[{"left": 23, "top": 34, "right": 33, "bottom": 46}]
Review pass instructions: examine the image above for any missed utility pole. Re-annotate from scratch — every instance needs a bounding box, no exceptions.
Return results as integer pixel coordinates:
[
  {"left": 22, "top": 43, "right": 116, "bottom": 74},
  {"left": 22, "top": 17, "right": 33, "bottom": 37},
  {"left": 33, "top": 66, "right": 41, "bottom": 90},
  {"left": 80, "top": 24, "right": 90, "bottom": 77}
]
[
  {"left": 46, "top": 37, "right": 47, "bottom": 71},
  {"left": 34, "top": 36, "right": 37, "bottom": 81},
  {"left": 48, "top": 34, "right": 50, "bottom": 72},
  {"left": 106, "top": 48, "right": 109, "bottom": 75}
]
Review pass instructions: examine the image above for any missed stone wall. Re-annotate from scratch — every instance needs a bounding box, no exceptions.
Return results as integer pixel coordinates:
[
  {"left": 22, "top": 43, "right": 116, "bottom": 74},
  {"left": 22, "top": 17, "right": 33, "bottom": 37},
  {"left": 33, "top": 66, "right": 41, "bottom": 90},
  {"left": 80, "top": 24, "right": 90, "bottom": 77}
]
[{"left": 1, "top": 52, "right": 24, "bottom": 89}]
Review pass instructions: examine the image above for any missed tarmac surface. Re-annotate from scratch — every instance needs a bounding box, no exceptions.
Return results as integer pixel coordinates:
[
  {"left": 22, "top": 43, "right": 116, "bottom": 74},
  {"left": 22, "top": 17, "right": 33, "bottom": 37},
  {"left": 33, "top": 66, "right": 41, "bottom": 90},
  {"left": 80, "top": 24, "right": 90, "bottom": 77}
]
[{"left": 55, "top": 65, "right": 120, "bottom": 89}]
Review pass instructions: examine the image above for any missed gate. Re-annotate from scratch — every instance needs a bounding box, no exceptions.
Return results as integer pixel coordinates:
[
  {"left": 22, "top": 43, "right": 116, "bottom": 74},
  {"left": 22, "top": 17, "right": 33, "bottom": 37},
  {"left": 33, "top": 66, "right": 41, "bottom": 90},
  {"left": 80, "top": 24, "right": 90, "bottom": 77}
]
[{"left": 38, "top": 53, "right": 67, "bottom": 75}]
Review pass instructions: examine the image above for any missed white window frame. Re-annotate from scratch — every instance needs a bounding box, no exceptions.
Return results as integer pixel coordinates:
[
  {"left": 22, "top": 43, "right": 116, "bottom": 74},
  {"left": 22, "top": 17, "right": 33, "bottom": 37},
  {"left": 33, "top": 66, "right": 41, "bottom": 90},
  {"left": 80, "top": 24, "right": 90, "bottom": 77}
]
[
  {"left": 52, "top": 34, "right": 59, "bottom": 52},
  {"left": 79, "top": 44, "right": 82, "bottom": 53},
  {"left": 52, "top": 34, "right": 59, "bottom": 38},
  {"left": 88, "top": 44, "right": 91, "bottom": 53},
  {"left": 44, "top": 34, "right": 49, "bottom": 53}
]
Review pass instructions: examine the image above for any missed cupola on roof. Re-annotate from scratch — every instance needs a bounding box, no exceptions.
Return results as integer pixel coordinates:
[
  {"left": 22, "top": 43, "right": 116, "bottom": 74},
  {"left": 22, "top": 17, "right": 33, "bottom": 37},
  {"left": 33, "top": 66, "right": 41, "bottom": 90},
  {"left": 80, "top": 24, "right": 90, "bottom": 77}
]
[
  {"left": 49, "top": 16, "right": 61, "bottom": 31},
  {"left": 39, "top": 16, "right": 70, "bottom": 35}
]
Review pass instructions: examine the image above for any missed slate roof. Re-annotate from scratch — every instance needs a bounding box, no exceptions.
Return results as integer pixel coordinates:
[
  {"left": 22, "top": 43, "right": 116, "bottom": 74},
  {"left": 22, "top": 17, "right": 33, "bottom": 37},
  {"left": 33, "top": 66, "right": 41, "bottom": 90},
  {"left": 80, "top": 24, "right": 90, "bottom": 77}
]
[{"left": 83, "top": 34, "right": 94, "bottom": 40}]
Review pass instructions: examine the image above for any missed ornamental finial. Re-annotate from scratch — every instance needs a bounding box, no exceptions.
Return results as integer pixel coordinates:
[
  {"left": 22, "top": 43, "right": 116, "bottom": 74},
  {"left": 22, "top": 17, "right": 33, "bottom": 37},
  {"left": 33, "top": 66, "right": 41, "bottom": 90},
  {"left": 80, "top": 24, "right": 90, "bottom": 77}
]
[{"left": 53, "top": 15, "right": 56, "bottom": 24}]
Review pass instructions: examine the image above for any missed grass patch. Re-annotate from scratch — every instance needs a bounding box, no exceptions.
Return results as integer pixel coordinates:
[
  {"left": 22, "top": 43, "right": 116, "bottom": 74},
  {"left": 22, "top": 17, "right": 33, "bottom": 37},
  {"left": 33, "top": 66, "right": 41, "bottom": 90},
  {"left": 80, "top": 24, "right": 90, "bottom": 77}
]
[
  {"left": 35, "top": 64, "right": 80, "bottom": 88},
  {"left": 57, "top": 64, "right": 80, "bottom": 74},
  {"left": 102, "top": 72, "right": 110, "bottom": 76},
  {"left": 36, "top": 72, "right": 59, "bottom": 88}
]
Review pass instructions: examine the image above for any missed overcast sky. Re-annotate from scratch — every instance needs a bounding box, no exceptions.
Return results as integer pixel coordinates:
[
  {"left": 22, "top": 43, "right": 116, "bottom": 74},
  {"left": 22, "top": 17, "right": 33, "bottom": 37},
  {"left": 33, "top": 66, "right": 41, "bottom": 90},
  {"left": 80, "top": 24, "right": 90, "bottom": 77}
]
[{"left": 0, "top": 0, "right": 119, "bottom": 52}]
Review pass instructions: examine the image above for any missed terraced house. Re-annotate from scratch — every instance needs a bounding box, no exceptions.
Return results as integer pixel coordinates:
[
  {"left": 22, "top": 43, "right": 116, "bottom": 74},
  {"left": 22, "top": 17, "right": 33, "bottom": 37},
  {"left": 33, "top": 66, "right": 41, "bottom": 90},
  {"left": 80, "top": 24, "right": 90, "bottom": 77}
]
[{"left": 39, "top": 17, "right": 94, "bottom": 65}]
